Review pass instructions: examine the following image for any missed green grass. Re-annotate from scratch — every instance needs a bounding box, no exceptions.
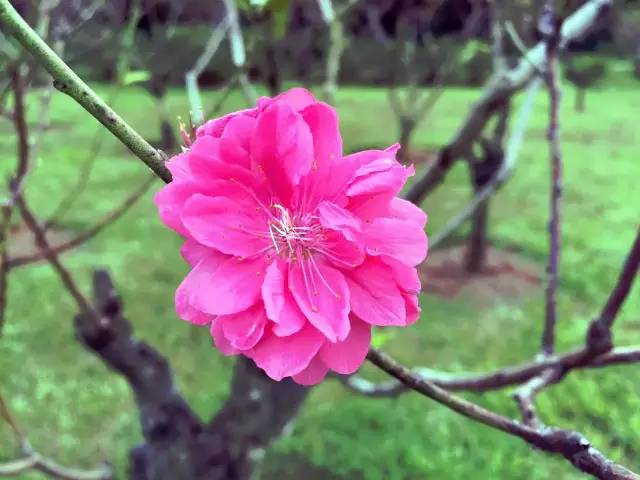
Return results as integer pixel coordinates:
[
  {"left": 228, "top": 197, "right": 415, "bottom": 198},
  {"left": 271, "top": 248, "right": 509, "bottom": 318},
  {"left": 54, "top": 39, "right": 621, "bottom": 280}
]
[{"left": 1, "top": 82, "right": 639, "bottom": 479}]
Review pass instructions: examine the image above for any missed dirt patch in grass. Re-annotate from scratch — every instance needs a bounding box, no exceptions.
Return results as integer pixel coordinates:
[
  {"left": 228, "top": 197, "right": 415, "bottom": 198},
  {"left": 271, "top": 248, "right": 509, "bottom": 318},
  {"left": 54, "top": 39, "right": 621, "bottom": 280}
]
[
  {"left": 403, "top": 148, "right": 436, "bottom": 167},
  {"left": 419, "top": 244, "right": 542, "bottom": 308},
  {"left": 7, "top": 222, "right": 77, "bottom": 259}
]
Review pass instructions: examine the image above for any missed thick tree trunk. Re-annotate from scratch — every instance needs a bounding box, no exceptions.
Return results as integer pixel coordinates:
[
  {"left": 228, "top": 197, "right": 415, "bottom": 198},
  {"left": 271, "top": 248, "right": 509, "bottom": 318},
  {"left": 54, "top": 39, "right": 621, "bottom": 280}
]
[
  {"left": 76, "top": 271, "right": 308, "bottom": 480},
  {"left": 264, "top": 19, "right": 281, "bottom": 97},
  {"left": 574, "top": 88, "right": 586, "bottom": 113},
  {"left": 398, "top": 116, "right": 416, "bottom": 164},
  {"left": 464, "top": 139, "right": 502, "bottom": 273},
  {"left": 465, "top": 195, "right": 490, "bottom": 273}
]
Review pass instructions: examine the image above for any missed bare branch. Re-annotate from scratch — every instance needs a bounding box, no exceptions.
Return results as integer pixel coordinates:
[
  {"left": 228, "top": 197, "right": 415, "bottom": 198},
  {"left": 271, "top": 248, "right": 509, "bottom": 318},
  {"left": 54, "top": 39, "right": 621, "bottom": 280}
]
[
  {"left": 340, "top": 345, "right": 640, "bottom": 398},
  {"left": 405, "top": 0, "right": 612, "bottom": 205},
  {"left": 541, "top": 6, "right": 564, "bottom": 357},
  {"left": 9, "top": 175, "right": 155, "bottom": 269},
  {"left": 0, "top": 394, "right": 112, "bottom": 479},
  {"left": 186, "top": 16, "right": 229, "bottom": 126},
  {"left": 427, "top": 77, "right": 542, "bottom": 249},
  {"left": 366, "top": 349, "right": 640, "bottom": 480}
]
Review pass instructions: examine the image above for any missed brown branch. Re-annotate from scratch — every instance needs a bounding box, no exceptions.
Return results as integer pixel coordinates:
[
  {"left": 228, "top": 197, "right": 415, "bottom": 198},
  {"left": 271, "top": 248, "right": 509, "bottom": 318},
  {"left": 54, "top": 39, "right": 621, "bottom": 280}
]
[
  {"left": 0, "top": 453, "right": 112, "bottom": 480},
  {"left": 340, "top": 345, "right": 640, "bottom": 397},
  {"left": 8, "top": 174, "right": 156, "bottom": 269},
  {"left": 1, "top": 394, "right": 112, "bottom": 480},
  {"left": 366, "top": 348, "right": 640, "bottom": 480},
  {"left": 512, "top": 368, "right": 562, "bottom": 427},
  {"left": 587, "top": 226, "right": 640, "bottom": 353},
  {"left": 541, "top": 9, "right": 564, "bottom": 357},
  {"left": 405, "top": 0, "right": 611, "bottom": 205},
  {"left": 1, "top": 66, "right": 30, "bottom": 334}
]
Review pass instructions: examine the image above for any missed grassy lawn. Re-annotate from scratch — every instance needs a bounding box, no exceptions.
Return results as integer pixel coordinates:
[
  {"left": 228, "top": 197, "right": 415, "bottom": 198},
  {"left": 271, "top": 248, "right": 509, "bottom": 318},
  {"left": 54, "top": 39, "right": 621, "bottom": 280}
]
[{"left": 0, "top": 82, "right": 639, "bottom": 479}]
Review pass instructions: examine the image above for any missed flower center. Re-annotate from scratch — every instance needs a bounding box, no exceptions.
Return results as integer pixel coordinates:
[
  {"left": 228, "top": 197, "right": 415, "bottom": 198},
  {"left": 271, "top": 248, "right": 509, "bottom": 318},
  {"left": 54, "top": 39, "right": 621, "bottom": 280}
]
[{"left": 268, "top": 205, "right": 323, "bottom": 261}]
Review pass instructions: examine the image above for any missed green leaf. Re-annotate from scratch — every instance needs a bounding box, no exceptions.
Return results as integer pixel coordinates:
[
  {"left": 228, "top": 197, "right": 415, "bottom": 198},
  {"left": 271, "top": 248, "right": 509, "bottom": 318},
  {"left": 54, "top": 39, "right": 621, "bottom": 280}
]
[
  {"left": 269, "top": 0, "right": 290, "bottom": 38},
  {"left": 122, "top": 70, "right": 152, "bottom": 86}
]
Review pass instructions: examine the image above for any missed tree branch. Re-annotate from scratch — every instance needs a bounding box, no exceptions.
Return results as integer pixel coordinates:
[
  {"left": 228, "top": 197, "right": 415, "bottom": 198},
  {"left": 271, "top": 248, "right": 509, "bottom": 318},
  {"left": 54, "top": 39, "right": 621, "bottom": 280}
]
[
  {"left": 0, "top": 0, "right": 171, "bottom": 182},
  {"left": 404, "top": 0, "right": 612, "bottom": 205},
  {"left": 366, "top": 348, "right": 639, "bottom": 480},
  {"left": 541, "top": 7, "right": 564, "bottom": 356},
  {"left": 8, "top": 174, "right": 156, "bottom": 269}
]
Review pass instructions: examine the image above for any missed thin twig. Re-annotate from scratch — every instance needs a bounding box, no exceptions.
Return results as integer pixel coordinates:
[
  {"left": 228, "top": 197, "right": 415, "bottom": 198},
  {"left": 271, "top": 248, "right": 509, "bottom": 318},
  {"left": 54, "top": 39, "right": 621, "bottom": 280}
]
[
  {"left": 541, "top": 9, "right": 564, "bottom": 356},
  {"left": 9, "top": 174, "right": 156, "bottom": 269},
  {"left": 0, "top": 0, "right": 171, "bottom": 182},
  {"left": 405, "top": 0, "right": 612, "bottom": 206},
  {"left": 16, "top": 196, "right": 92, "bottom": 313},
  {"left": 340, "top": 345, "right": 640, "bottom": 397},
  {"left": 185, "top": 16, "right": 229, "bottom": 126},
  {"left": 0, "top": 394, "right": 112, "bottom": 479},
  {"left": 427, "top": 77, "right": 542, "bottom": 249},
  {"left": 366, "top": 349, "right": 639, "bottom": 480}
]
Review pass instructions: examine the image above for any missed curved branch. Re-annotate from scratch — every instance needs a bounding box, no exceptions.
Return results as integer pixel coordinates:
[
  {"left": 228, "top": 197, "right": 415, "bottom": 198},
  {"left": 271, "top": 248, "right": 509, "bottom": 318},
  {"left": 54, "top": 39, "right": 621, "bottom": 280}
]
[
  {"left": 366, "top": 348, "right": 639, "bottom": 480},
  {"left": 0, "top": 0, "right": 171, "bottom": 182},
  {"left": 8, "top": 175, "right": 156, "bottom": 269}
]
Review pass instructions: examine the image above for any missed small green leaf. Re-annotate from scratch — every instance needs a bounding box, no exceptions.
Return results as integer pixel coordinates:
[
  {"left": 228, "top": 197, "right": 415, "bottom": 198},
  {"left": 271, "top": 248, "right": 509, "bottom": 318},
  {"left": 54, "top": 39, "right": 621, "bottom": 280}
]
[{"left": 122, "top": 70, "right": 152, "bottom": 86}]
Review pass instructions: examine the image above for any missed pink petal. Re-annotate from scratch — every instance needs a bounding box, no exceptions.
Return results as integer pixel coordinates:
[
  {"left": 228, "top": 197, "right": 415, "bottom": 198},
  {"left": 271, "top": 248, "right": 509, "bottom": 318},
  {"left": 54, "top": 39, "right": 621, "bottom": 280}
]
[
  {"left": 289, "top": 260, "right": 350, "bottom": 342},
  {"left": 249, "top": 323, "right": 324, "bottom": 381},
  {"left": 317, "top": 201, "right": 362, "bottom": 243},
  {"left": 222, "top": 115, "right": 256, "bottom": 151},
  {"left": 272, "top": 87, "right": 317, "bottom": 111},
  {"left": 292, "top": 355, "right": 329, "bottom": 385},
  {"left": 345, "top": 151, "right": 413, "bottom": 220},
  {"left": 365, "top": 217, "right": 428, "bottom": 267},
  {"left": 345, "top": 260, "right": 406, "bottom": 326},
  {"left": 380, "top": 255, "right": 421, "bottom": 293},
  {"left": 180, "top": 239, "right": 212, "bottom": 267},
  {"left": 196, "top": 107, "right": 258, "bottom": 138},
  {"left": 319, "top": 317, "right": 371, "bottom": 374},
  {"left": 175, "top": 250, "right": 228, "bottom": 324},
  {"left": 404, "top": 292, "right": 421, "bottom": 325},
  {"left": 182, "top": 194, "right": 268, "bottom": 257},
  {"left": 295, "top": 103, "right": 343, "bottom": 209},
  {"left": 181, "top": 256, "right": 268, "bottom": 315},
  {"left": 261, "top": 258, "right": 306, "bottom": 337},
  {"left": 251, "top": 104, "right": 313, "bottom": 206},
  {"left": 210, "top": 318, "right": 240, "bottom": 355},
  {"left": 387, "top": 197, "right": 428, "bottom": 228},
  {"left": 219, "top": 304, "right": 268, "bottom": 350}
]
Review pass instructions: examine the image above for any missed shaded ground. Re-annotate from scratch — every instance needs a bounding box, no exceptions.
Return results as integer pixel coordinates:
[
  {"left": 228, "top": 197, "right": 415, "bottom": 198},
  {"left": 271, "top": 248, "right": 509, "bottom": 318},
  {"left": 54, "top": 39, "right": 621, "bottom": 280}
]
[
  {"left": 7, "top": 222, "right": 76, "bottom": 258},
  {"left": 419, "top": 244, "right": 542, "bottom": 308}
]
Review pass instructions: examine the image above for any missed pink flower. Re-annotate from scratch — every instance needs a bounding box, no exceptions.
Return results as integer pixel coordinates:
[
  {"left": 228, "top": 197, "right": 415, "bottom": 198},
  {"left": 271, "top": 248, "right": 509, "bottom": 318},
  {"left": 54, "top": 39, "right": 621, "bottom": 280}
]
[{"left": 155, "top": 88, "right": 428, "bottom": 385}]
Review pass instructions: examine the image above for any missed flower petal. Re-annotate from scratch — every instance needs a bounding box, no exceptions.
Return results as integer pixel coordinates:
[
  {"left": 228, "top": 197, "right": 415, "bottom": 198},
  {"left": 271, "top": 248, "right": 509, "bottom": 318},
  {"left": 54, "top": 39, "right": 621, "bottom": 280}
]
[
  {"left": 250, "top": 324, "right": 324, "bottom": 381},
  {"left": 180, "top": 239, "right": 212, "bottom": 267},
  {"left": 273, "top": 87, "right": 317, "bottom": 111},
  {"left": 175, "top": 250, "right": 228, "bottom": 324},
  {"left": 262, "top": 258, "right": 306, "bottom": 337},
  {"left": 181, "top": 255, "right": 268, "bottom": 315},
  {"left": 319, "top": 317, "right": 371, "bottom": 374},
  {"left": 289, "top": 260, "right": 350, "bottom": 342},
  {"left": 251, "top": 104, "right": 313, "bottom": 206},
  {"left": 292, "top": 355, "right": 329, "bottom": 385},
  {"left": 210, "top": 318, "right": 240, "bottom": 355},
  {"left": 219, "top": 304, "right": 268, "bottom": 350},
  {"left": 182, "top": 194, "right": 268, "bottom": 257},
  {"left": 345, "top": 260, "right": 406, "bottom": 326},
  {"left": 365, "top": 217, "right": 428, "bottom": 266}
]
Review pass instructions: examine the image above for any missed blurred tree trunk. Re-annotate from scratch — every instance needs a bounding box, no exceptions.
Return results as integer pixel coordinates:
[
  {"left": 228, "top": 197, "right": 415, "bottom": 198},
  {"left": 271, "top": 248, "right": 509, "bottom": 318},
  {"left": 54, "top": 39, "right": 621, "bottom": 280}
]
[
  {"left": 465, "top": 138, "right": 503, "bottom": 274},
  {"left": 264, "top": 16, "right": 281, "bottom": 96},
  {"left": 574, "top": 87, "right": 586, "bottom": 112},
  {"left": 398, "top": 116, "right": 417, "bottom": 163},
  {"left": 77, "top": 271, "right": 308, "bottom": 480},
  {"left": 148, "top": 75, "right": 176, "bottom": 151},
  {"left": 322, "top": 16, "right": 344, "bottom": 104}
]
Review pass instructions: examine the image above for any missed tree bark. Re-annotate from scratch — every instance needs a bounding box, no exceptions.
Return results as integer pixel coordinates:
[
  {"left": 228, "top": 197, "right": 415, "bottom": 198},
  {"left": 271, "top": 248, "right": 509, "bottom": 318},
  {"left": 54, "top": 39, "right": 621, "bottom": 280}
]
[
  {"left": 465, "top": 195, "right": 490, "bottom": 273},
  {"left": 574, "top": 88, "right": 586, "bottom": 112},
  {"left": 398, "top": 116, "right": 416, "bottom": 164},
  {"left": 76, "top": 271, "right": 308, "bottom": 480}
]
